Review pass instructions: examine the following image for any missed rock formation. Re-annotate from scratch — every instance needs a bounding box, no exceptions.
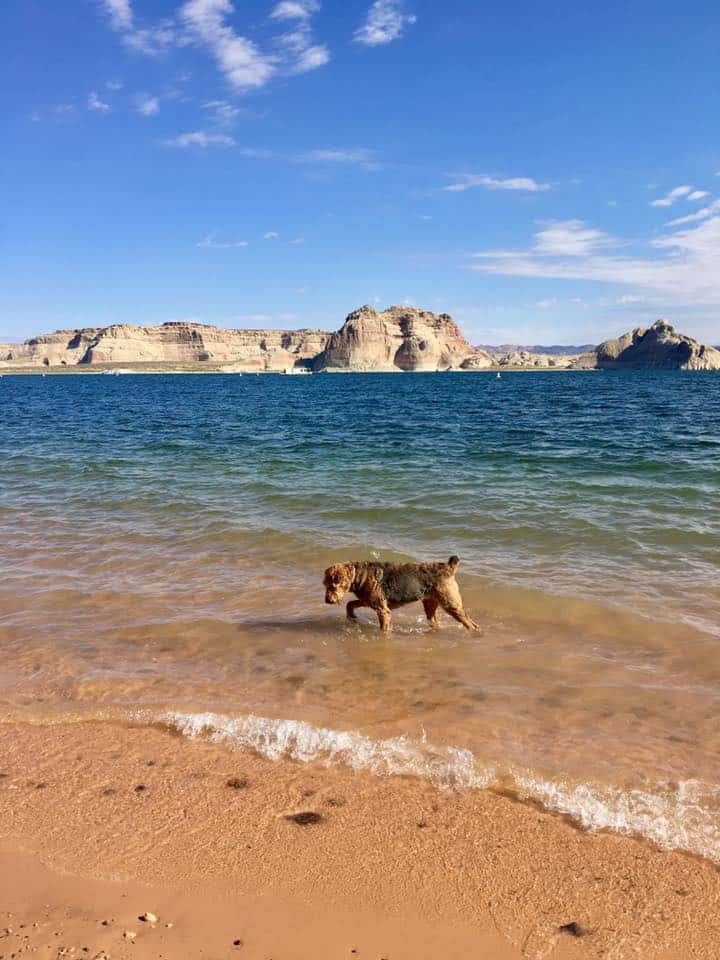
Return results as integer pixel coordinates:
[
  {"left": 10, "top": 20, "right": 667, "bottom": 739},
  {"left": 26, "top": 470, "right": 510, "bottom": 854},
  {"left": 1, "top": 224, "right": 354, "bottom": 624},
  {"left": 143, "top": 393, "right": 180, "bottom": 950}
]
[
  {"left": 1, "top": 311, "right": 718, "bottom": 373},
  {"left": 313, "top": 305, "right": 476, "bottom": 372},
  {"left": 594, "top": 319, "right": 720, "bottom": 370},
  {"left": 1, "top": 322, "right": 328, "bottom": 372}
]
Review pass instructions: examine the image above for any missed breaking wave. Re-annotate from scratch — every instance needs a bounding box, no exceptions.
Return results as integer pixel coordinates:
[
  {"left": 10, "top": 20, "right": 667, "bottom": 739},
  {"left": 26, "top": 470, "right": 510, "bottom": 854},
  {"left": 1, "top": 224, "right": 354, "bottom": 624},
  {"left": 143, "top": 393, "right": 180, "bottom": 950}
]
[{"left": 157, "top": 709, "right": 720, "bottom": 863}]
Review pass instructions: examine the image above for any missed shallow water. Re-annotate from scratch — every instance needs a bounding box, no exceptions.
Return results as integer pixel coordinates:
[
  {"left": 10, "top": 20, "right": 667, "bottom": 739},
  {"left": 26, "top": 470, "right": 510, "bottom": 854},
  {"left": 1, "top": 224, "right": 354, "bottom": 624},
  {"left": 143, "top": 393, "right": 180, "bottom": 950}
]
[{"left": 1, "top": 371, "right": 719, "bottom": 858}]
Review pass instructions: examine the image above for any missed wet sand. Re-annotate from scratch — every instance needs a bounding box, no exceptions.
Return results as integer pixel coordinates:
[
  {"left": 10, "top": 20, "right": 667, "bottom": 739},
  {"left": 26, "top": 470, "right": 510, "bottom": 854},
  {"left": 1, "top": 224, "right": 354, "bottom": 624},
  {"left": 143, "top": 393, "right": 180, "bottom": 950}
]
[{"left": 1, "top": 720, "right": 718, "bottom": 959}]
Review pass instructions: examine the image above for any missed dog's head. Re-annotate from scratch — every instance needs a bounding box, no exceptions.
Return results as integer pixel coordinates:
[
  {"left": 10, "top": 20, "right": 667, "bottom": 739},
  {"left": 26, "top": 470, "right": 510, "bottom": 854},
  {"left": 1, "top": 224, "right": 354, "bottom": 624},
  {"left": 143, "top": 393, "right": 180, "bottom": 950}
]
[{"left": 323, "top": 562, "right": 355, "bottom": 604}]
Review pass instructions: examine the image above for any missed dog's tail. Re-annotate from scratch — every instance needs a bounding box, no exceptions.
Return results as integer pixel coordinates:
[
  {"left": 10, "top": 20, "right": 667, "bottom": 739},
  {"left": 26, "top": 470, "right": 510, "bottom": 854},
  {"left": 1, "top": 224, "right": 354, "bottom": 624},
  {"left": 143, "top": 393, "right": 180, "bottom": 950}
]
[{"left": 447, "top": 555, "right": 460, "bottom": 569}]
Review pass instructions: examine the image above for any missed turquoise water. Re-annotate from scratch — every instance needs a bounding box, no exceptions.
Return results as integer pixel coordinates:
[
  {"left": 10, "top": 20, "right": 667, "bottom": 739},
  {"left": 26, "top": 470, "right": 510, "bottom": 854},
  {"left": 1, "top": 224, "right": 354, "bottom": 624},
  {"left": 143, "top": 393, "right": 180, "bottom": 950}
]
[{"left": 1, "top": 371, "right": 719, "bottom": 858}]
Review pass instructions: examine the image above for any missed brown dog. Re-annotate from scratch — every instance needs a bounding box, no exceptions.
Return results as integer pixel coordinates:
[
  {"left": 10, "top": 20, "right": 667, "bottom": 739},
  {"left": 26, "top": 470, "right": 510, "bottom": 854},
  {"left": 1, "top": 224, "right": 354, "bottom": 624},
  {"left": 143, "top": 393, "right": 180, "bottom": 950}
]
[{"left": 323, "top": 555, "right": 479, "bottom": 632}]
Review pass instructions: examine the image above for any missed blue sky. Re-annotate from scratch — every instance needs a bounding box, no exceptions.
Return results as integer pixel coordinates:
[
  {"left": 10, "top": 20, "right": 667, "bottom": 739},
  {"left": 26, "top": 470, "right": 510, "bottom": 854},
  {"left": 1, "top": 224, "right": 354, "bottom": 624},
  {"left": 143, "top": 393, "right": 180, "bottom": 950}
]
[{"left": 2, "top": 0, "right": 720, "bottom": 344}]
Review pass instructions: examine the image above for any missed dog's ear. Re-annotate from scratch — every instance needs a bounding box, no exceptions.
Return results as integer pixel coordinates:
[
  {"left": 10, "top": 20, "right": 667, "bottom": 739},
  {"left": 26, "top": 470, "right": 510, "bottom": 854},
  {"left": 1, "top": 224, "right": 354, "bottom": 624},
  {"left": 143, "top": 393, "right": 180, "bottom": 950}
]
[{"left": 447, "top": 555, "right": 460, "bottom": 569}]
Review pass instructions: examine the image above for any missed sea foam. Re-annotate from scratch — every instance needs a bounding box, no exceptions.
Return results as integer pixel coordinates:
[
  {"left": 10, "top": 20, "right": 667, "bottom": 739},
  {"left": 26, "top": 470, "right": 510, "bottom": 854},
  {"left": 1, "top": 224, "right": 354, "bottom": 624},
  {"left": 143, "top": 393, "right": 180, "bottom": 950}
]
[{"left": 157, "top": 709, "right": 720, "bottom": 863}]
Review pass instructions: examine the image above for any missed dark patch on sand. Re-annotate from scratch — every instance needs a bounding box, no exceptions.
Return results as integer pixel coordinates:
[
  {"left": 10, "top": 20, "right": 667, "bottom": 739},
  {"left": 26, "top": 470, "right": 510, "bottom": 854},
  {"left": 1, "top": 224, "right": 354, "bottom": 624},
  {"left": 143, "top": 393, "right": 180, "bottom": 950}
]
[
  {"left": 286, "top": 811, "right": 323, "bottom": 825},
  {"left": 559, "top": 922, "right": 587, "bottom": 938},
  {"left": 226, "top": 778, "right": 249, "bottom": 790},
  {"left": 134, "top": 784, "right": 147, "bottom": 793}
]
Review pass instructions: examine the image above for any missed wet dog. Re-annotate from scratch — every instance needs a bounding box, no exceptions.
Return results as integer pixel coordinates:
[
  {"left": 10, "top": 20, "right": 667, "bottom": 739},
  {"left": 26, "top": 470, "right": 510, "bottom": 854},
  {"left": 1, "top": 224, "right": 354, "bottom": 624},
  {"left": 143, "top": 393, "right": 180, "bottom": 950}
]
[{"left": 323, "top": 555, "right": 479, "bottom": 632}]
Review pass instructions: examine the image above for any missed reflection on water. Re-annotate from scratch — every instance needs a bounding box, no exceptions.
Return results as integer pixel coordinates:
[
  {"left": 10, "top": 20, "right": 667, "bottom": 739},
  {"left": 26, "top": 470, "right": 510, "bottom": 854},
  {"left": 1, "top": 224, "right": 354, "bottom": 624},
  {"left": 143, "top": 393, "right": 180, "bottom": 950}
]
[{"left": 0, "top": 371, "right": 719, "bottom": 857}]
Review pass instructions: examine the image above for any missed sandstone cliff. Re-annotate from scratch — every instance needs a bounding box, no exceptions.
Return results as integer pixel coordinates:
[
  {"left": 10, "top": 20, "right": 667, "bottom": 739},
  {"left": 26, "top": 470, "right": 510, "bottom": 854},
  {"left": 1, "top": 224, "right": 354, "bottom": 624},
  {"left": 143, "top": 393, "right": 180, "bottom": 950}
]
[
  {"left": 1, "top": 323, "right": 329, "bottom": 372},
  {"left": 594, "top": 320, "right": 720, "bottom": 370},
  {"left": 313, "top": 305, "right": 475, "bottom": 371},
  {"left": 2, "top": 311, "right": 718, "bottom": 373}
]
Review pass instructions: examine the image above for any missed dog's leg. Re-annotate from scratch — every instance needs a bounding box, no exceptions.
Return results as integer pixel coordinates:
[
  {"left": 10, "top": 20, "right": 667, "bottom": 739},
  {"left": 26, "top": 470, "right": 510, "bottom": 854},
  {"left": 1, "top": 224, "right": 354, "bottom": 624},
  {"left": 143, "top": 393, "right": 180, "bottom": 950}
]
[
  {"left": 437, "top": 581, "right": 480, "bottom": 631},
  {"left": 346, "top": 600, "right": 364, "bottom": 621},
  {"left": 422, "top": 597, "right": 439, "bottom": 627},
  {"left": 441, "top": 603, "right": 479, "bottom": 631},
  {"left": 374, "top": 602, "right": 392, "bottom": 632}
]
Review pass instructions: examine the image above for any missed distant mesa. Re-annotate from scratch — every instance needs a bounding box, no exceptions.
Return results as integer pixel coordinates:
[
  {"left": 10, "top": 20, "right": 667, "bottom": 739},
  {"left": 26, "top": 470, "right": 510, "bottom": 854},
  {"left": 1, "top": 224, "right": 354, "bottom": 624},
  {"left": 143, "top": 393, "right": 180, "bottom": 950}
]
[
  {"left": 313, "top": 304, "right": 475, "bottom": 372},
  {"left": 594, "top": 319, "right": 720, "bottom": 370},
  {"left": 1, "top": 311, "right": 718, "bottom": 373}
]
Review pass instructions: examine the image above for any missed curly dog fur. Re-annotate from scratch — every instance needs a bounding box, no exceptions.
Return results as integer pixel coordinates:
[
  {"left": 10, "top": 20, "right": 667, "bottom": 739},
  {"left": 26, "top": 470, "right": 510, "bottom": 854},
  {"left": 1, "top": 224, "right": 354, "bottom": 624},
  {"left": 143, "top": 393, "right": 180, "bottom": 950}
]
[{"left": 323, "top": 555, "right": 479, "bottom": 632}]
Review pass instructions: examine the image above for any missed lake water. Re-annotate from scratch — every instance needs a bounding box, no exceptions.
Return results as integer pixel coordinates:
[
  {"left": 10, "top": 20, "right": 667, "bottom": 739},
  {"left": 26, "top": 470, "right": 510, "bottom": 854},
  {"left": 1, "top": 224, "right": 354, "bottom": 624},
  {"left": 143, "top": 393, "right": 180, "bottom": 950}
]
[{"left": 1, "top": 370, "right": 719, "bottom": 859}]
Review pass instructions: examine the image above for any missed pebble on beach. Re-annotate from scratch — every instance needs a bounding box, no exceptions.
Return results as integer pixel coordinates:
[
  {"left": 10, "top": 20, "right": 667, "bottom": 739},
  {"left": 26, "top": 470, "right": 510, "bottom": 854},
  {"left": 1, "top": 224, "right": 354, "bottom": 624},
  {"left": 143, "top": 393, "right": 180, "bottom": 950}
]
[{"left": 285, "top": 811, "right": 323, "bottom": 825}]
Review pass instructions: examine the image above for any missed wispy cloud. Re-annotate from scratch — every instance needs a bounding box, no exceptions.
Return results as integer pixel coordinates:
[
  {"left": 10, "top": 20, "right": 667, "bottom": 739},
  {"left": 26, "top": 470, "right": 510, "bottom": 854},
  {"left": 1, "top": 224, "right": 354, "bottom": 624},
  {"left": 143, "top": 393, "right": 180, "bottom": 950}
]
[
  {"left": 181, "top": 0, "right": 276, "bottom": 91},
  {"left": 271, "top": 0, "right": 329, "bottom": 74},
  {"left": 164, "top": 131, "right": 235, "bottom": 147},
  {"left": 136, "top": 94, "right": 160, "bottom": 116},
  {"left": 270, "top": 1, "right": 319, "bottom": 20},
  {"left": 289, "top": 237, "right": 305, "bottom": 244},
  {"left": 666, "top": 197, "right": 720, "bottom": 227},
  {"left": 534, "top": 220, "right": 612, "bottom": 256},
  {"left": 688, "top": 190, "right": 709, "bottom": 202},
  {"left": 97, "top": 0, "right": 175, "bottom": 54},
  {"left": 298, "top": 147, "right": 379, "bottom": 169},
  {"left": 88, "top": 91, "right": 111, "bottom": 113},
  {"left": 443, "top": 173, "right": 550, "bottom": 193},
  {"left": 202, "top": 99, "right": 240, "bottom": 125},
  {"left": 263, "top": 231, "right": 280, "bottom": 238},
  {"left": 650, "top": 185, "right": 693, "bottom": 207},
  {"left": 471, "top": 214, "right": 720, "bottom": 306},
  {"left": 100, "top": 0, "right": 133, "bottom": 31},
  {"left": 354, "top": 0, "right": 416, "bottom": 46},
  {"left": 123, "top": 23, "right": 177, "bottom": 55},
  {"left": 197, "top": 233, "right": 248, "bottom": 248}
]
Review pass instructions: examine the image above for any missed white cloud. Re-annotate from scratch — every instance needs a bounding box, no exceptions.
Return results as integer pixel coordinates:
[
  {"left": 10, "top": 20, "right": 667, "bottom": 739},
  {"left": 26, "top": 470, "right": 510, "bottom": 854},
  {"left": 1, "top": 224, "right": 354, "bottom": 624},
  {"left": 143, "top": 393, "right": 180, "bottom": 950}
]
[
  {"left": 106, "top": 80, "right": 124, "bottom": 90},
  {"left": 617, "top": 294, "right": 647, "bottom": 304},
  {"left": 270, "top": 1, "right": 319, "bottom": 20},
  {"left": 688, "top": 190, "right": 709, "bottom": 202},
  {"left": 203, "top": 99, "right": 240, "bottom": 125},
  {"left": 197, "top": 234, "right": 248, "bottom": 248},
  {"left": 443, "top": 173, "right": 550, "bottom": 193},
  {"left": 471, "top": 214, "right": 720, "bottom": 306},
  {"left": 289, "top": 237, "right": 305, "bottom": 244},
  {"left": 650, "top": 185, "right": 693, "bottom": 207},
  {"left": 100, "top": 0, "right": 133, "bottom": 31},
  {"left": 263, "top": 231, "right": 280, "bottom": 238},
  {"left": 292, "top": 43, "right": 330, "bottom": 72},
  {"left": 123, "top": 23, "right": 177, "bottom": 55},
  {"left": 98, "top": 0, "right": 175, "bottom": 54},
  {"left": 535, "top": 220, "right": 612, "bottom": 256},
  {"left": 88, "top": 91, "right": 111, "bottom": 113},
  {"left": 666, "top": 197, "right": 720, "bottom": 227},
  {"left": 181, "top": 0, "right": 276, "bottom": 90},
  {"left": 354, "top": 0, "right": 416, "bottom": 46},
  {"left": 164, "top": 131, "right": 235, "bottom": 147},
  {"left": 272, "top": 2, "right": 329, "bottom": 74},
  {"left": 136, "top": 94, "right": 160, "bottom": 116},
  {"left": 298, "top": 147, "right": 379, "bottom": 168},
  {"left": 535, "top": 298, "right": 557, "bottom": 310}
]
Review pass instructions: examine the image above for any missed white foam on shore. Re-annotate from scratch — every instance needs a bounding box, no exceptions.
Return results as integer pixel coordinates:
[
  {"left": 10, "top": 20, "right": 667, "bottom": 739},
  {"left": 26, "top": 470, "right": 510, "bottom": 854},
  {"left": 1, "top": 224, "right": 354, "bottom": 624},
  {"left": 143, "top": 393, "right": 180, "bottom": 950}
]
[
  {"left": 158, "top": 709, "right": 490, "bottom": 789},
  {"left": 157, "top": 709, "right": 720, "bottom": 863}
]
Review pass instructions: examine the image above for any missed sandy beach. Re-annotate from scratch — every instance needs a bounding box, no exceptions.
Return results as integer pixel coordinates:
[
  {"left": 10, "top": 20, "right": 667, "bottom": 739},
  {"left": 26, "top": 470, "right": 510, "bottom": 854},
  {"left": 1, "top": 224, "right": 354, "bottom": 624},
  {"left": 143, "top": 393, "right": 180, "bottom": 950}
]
[{"left": 2, "top": 719, "right": 719, "bottom": 960}]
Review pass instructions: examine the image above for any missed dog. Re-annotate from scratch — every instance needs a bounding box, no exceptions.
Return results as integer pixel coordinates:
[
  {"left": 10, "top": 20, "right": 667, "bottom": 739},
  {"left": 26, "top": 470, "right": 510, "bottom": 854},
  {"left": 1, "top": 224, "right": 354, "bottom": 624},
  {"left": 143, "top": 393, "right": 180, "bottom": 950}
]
[{"left": 323, "top": 555, "right": 479, "bottom": 632}]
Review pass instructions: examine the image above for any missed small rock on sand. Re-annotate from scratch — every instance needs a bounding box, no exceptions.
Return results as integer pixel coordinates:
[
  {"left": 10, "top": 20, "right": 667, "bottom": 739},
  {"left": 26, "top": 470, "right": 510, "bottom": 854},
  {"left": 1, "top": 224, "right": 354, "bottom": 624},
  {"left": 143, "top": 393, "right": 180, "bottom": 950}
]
[
  {"left": 226, "top": 778, "right": 249, "bottom": 790},
  {"left": 285, "top": 811, "right": 323, "bottom": 825},
  {"left": 123, "top": 930, "right": 136, "bottom": 941},
  {"left": 139, "top": 912, "right": 158, "bottom": 924},
  {"left": 559, "top": 922, "right": 587, "bottom": 937}
]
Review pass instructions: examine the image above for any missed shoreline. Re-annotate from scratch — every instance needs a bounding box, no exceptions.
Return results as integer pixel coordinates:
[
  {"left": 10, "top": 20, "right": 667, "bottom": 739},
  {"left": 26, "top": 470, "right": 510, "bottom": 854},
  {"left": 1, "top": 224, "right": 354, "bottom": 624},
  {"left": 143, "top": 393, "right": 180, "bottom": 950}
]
[
  {"left": 1, "top": 719, "right": 718, "bottom": 959},
  {"left": 0, "top": 363, "right": 592, "bottom": 375}
]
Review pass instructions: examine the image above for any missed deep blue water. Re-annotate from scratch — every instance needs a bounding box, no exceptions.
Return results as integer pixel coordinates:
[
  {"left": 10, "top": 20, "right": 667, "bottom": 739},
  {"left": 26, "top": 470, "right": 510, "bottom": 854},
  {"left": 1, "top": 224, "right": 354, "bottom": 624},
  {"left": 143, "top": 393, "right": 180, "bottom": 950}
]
[{"left": 2, "top": 370, "right": 718, "bottom": 632}]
